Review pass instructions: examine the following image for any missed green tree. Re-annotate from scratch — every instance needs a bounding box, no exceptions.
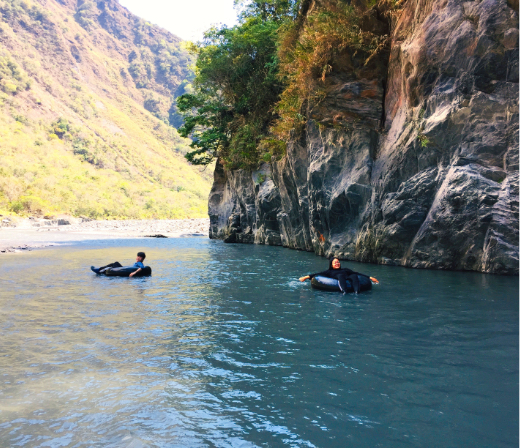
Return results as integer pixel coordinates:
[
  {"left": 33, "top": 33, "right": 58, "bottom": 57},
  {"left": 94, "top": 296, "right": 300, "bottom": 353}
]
[
  {"left": 178, "top": 17, "right": 283, "bottom": 168},
  {"left": 234, "top": 0, "right": 301, "bottom": 21},
  {"left": 178, "top": 1, "right": 307, "bottom": 168}
]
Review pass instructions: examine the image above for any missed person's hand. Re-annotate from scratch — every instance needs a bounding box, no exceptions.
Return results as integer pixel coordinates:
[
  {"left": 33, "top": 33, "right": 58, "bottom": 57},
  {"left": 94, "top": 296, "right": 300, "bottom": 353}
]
[
  {"left": 299, "top": 276, "right": 308, "bottom": 282},
  {"left": 129, "top": 272, "right": 135, "bottom": 277}
]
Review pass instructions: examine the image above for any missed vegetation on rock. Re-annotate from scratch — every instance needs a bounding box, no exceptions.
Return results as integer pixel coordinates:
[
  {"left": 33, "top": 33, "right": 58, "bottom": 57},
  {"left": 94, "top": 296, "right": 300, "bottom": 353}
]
[
  {"left": 178, "top": 0, "right": 400, "bottom": 169},
  {"left": 273, "top": 0, "right": 400, "bottom": 142}
]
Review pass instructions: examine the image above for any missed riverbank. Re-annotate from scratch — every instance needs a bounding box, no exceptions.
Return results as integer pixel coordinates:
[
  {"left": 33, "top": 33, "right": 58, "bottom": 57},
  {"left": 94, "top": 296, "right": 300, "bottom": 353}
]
[{"left": 0, "top": 217, "right": 209, "bottom": 253}]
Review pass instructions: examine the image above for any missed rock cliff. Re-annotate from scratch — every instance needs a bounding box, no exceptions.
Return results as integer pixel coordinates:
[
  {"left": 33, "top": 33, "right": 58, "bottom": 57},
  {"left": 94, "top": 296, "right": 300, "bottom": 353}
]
[{"left": 208, "top": 0, "right": 519, "bottom": 275}]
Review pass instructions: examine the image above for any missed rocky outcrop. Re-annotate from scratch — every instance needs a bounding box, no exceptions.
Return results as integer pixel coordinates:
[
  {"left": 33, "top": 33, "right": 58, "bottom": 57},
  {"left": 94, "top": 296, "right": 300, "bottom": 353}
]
[{"left": 208, "top": 0, "right": 519, "bottom": 275}]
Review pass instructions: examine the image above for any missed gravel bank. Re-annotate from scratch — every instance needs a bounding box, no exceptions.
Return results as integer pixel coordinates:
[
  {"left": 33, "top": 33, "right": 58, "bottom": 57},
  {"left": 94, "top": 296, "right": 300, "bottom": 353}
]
[{"left": 0, "top": 217, "right": 210, "bottom": 253}]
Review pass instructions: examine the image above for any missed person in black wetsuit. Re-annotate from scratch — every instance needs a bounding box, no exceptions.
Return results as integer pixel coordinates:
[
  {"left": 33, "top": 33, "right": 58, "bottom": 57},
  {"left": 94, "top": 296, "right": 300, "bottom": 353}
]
[{"left": 299, "top": 257, "right": 362, "bottom": 294}]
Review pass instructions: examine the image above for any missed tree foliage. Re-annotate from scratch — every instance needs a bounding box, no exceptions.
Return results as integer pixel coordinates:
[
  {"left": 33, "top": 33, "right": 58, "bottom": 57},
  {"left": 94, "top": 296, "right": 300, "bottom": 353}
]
[
  {"left": 178, "top": 1, "right": 297, "bottom": 168},
  {"left": 0, "top": 52, "right": 31, "bottom": 95},
  {"left": 234, "top": 0, "right": 301, "bottom": 21},
  {"left": 179, "top": 0, "right": 400, "bottom": 168}
]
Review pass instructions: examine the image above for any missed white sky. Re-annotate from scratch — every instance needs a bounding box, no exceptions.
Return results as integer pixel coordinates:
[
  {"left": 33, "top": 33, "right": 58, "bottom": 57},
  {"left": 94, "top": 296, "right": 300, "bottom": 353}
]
[{"left": 118, "top": 0, "right": 239, "bottom": 41}]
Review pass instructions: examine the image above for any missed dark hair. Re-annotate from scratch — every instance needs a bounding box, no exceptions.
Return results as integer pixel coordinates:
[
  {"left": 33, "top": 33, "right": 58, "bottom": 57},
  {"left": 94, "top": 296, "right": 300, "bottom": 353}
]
[
  {"left": 137, "top": 251, "right": 146, "bottom": 260},
  {"left": 328, "top": 257, "right": 340, "bottom": 269}
]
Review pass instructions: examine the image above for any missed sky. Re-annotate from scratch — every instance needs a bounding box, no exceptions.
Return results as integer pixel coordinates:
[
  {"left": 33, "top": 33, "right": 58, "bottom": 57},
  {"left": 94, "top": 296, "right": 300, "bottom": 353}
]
[{"left": 119, "top": 0, "right": 239, "bottom": 41}]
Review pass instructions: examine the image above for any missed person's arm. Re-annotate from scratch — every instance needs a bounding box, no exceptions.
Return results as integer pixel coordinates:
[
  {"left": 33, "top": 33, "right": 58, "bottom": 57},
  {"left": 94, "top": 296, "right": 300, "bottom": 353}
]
[
  {"left": 129, "top": 267, "right": 142, "bottom": 277},
  {"left": 299, "top": 271, "right": 324, "bottom": 282},
  {"left": 129, "top": 262, "right": 144, "bottom": 277}
]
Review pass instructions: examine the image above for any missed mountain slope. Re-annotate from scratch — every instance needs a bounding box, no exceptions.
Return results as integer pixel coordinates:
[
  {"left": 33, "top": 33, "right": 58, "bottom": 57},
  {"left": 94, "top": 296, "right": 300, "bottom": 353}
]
[{"left": 0, "top": 0, "right": 210, "bottom": 219}]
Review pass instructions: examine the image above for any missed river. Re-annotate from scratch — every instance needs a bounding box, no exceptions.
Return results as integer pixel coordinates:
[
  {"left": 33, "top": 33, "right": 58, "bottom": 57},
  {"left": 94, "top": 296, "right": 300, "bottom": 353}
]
[{"left": 0, "top": 238, "right": 518, "bottom": 447}]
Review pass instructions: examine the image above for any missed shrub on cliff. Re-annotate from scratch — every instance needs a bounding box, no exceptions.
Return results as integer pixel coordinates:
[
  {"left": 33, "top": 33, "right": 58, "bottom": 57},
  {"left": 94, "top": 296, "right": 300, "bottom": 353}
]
[
  {"left": 74, "top": 1, "right": 97, "bottom": 30},
  {"left": 272, "top": 0, "right": 399, "bottom": 142},
  {"left": 0, "top": 52, "right": 31, "bottom": 95}
]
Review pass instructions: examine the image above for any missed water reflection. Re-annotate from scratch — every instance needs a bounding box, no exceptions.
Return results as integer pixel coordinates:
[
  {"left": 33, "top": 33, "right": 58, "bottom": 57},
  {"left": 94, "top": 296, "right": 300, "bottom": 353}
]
[{"left": 0, "top": 238, "right": 518, "bottom": 447}]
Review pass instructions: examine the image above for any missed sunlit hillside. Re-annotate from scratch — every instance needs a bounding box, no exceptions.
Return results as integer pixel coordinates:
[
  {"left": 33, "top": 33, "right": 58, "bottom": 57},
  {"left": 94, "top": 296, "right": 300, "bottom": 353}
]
[{"left": 0, "top": 0, "right": 212, "bottom": 219}]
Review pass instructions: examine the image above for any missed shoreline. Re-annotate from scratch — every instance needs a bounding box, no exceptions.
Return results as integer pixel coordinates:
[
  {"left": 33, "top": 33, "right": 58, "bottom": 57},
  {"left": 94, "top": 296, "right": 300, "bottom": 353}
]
[{"left": 0, "top": 217, "right": 210, "bottom": 253}]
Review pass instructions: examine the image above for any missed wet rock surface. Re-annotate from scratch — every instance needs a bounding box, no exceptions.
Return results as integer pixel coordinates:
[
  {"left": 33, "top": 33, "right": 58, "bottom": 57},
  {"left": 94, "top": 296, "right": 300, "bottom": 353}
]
[{"left": 208, "top": 0, "right": 519, "bottom": 275}]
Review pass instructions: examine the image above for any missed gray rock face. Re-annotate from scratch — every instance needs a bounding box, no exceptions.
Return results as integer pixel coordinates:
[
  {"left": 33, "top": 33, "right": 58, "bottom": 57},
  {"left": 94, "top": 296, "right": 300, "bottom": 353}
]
[{"left": 208, "top": 0, "right": 519, "bottom": 275}]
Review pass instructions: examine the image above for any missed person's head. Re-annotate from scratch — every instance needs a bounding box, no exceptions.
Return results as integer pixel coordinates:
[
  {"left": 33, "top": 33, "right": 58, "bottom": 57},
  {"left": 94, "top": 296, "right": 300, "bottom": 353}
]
[
  {"left": 137, "top": 251, "right": 146, "bottom": 262},
  {"left": 329, "top": 257, "right": 341, "bottom": 269}
]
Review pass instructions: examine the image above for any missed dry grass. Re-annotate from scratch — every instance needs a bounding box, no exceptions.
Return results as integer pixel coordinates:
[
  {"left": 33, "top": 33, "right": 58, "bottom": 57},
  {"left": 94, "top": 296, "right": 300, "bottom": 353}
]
[{"left": 268, "top": 0, "right": 402, "bottom": 148}]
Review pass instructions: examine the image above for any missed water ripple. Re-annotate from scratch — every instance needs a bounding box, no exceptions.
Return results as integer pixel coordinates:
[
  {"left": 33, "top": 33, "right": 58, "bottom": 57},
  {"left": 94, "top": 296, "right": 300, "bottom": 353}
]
[{"left": 0, "top": 238, "right": 518, "bottom": 447}]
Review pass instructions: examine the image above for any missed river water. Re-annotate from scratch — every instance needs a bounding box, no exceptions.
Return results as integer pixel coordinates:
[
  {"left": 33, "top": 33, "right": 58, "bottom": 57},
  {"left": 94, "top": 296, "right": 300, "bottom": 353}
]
[{"left": 0, "top": 238, "right": 518, "bottom": 447}]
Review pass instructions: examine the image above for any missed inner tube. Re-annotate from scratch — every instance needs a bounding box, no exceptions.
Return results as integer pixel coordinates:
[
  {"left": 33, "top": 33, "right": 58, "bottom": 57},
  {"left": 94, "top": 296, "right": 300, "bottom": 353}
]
[
  {"left": 103, "top": 266, "right": 152, "bottom": 277},
  {"left": 311, "top": 275, "right": 372, "bottom": 293}
]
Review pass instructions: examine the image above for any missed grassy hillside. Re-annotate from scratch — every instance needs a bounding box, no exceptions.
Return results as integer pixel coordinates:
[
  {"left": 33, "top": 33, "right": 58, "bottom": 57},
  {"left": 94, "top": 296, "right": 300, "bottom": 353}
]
[{"left": 0, "top": 0, "right": 212, "bottom": 219}]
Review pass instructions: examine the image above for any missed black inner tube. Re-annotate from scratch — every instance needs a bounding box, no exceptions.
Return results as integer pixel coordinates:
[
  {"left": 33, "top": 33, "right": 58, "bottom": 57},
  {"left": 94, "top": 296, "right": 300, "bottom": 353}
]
[
  {"left": 311, "top": 275, "right": 371, "bottom": 293},
  {"left": 94, "top": 265, "right": 152, "bottom": 277}
]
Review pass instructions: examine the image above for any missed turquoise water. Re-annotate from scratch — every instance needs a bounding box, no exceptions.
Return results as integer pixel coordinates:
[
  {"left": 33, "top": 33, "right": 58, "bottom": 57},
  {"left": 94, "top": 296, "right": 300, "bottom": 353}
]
[{"left": 0, "top": 238, "right": 518, "bottom": 447}]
